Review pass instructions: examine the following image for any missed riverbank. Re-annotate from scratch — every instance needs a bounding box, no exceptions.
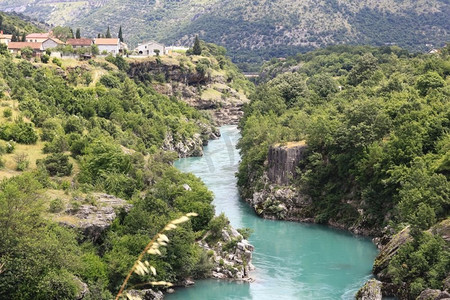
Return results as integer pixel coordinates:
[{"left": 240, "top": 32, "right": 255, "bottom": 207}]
[{"left": 170, "top": 125, "right": 378, "bottom": 299}]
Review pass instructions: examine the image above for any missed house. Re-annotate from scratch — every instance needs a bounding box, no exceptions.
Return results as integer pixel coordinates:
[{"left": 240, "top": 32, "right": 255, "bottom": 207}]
[
  {"left": 7, "top": 42, "right": 43, "bottom": 56},
  {"left": 94, "top": 38, "right": 120, "bottom": 55},
  {"left": 42, "top": 37, "right": 64, "bottom": 50},
  {"left": 26, "top": 33, "right": 51, "bottom": 43},
  {"left": 134, "top": 41, "right": 165, "bottom": 56},
  {"left": 67, "top": 38, "right": 93, "bottom": 49},
  {"left": 0, "top": 31, "right": 13, "bottom": 45}
]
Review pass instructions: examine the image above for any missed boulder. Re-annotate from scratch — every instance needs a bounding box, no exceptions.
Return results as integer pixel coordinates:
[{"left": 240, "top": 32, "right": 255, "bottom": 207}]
[
  {"left": 417, "top": 289, "right": 450, "bottom": 300},
  {"left": 126, "top": 289, "right": 163, "bottom": 300},
  {"left": 356, "top": 279, "right": 382, "bottom": 300}
]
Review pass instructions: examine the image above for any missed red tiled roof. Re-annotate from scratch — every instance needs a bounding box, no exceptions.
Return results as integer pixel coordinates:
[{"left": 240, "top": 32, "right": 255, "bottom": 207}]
[
  {"left": 26, "top": 33, "right": 50, "bottom": 39},
  {"left": 8, "top": 42, "right": 42, "bottom": 50},
  {"left": 67, "top": 38, "right": 93, "bottom": 46},
  {"left": 94, "top": 38, "right": 119, "bottom": 45}
]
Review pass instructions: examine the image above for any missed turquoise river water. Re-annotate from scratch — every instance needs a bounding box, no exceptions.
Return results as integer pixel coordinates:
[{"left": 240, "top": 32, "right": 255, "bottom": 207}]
[{"left": 170, "top": 125, "right": 378, "bottom": 300}]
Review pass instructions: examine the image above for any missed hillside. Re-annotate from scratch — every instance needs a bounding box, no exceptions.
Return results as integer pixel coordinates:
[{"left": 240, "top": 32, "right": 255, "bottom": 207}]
[
  {"left": 0, "top": 21, "right": 256, "bottom": 297},
  {"left": 237, "top": 44, "right": 450, "bottom": 298},
  {"left": 1, "top": 0, "right": 449, "bottom": 67},
  {"left": 0, "top": 11, "right": 46, "bottom": 35}
]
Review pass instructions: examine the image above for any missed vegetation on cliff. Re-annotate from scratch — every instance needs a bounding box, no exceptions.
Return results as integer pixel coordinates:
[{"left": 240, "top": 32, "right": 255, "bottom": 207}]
[
  {"left": 0, "top": 28, "right": 252, "bottom": 298},
  {"left": 237, "top": 44, "right": 450, "bottom": 298}
]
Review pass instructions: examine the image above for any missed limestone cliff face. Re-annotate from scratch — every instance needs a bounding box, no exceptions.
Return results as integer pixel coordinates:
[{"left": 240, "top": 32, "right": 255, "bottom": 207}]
[
  {"left": 267, "top": 142, "right": 307, "bottom": 185},
  {"left": 127, "top": 59, "right": 248, "bottom": 126}
]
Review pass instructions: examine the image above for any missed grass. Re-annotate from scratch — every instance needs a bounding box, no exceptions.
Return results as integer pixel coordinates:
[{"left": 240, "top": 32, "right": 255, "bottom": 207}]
[{"left": 200, "top": 88, "right": 222, "bottom": 101}]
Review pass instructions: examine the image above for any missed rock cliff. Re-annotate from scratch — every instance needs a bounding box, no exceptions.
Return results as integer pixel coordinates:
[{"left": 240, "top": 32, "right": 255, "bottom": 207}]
[
  {"left": 267, "top": 142, "right": 307, "bottom": 185},
  {"left": 127, "top": 58, "right": 249, "bottom": 126}
]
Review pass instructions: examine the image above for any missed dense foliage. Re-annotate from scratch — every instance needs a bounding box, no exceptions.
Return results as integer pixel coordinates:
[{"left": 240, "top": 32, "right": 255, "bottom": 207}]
[
  {"left": 0, "top": 32, "right": 226, "bottom": 298},
  {"left": 238, "top": 45, "right": 450, "bottom": 297}
]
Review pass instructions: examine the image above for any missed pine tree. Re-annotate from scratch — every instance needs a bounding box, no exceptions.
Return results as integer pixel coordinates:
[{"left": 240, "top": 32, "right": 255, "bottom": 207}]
[
  {"left": 193, "top": 35, "right": 202, "bottom": 55},
  {"left": 21, "top": 32, "right": 26, "bottom": 42},
  {"left": 106, "top": 26, "right": 111, "bottom": 38},
  {"left": 70, "top": 28, "right": 74, "bottom": 39},
  {"left": 11, "top": 32, "right": 17, "bottom": 42},
  {"left": 76, "top": 28, "right": 81, "bottom": 39},
  {"left": 118, "top": 26, "right": 123, "bottom": 42},
  {"left": 97, "top": 33, "right": 101, "bottom": 38}
]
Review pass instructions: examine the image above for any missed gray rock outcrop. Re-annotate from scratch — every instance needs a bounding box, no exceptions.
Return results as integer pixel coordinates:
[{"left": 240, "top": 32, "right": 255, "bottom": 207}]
[
  {"left": 61, "top": 193, "right": 132, "bottom": 242},
  {"left": 356, "top": 279, "right": 383, "bottom": 300},
  {"left": 417, "top": 289, "right": 450, "bottom": 300},
  {"left": 267, "top": 142, "right": 307, "bottom": 185}
]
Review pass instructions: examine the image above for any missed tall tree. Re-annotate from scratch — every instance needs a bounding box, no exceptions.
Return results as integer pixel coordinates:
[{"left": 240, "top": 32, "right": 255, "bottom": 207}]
[
  {"left": 106, "top": 26, "right": 111, "bottom": 38},
  {"left": 193, "top": 35, "right": 202, "bottom": 55},
  {"left": 11, "top": 32, "right": 17, "bottom": 42},
  {"left": 118, "top": 26, "right": 123, "bottom": 42},
  {"left": 70, "top": 28, "right": 74, "bottom": 39},
  {"left": 75, "top": 28, "right": 81, "bottom": 39},
  {"left": 97, "top": 33, "right": 101, "bottom": 38},
  {"left": 21, "top": 32, "right": 26, "bottom": 42}
]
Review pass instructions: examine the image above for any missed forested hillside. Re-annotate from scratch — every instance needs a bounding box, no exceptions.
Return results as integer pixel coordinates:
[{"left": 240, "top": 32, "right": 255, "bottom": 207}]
[
  {"left": 0, "top": 22, "right": 256, "bottom": 298},
  {"left": 237, "top": 45, "right": 450, "bottom": 298},
  {"left": 1, "top": 0, "right": 449, "bottom": 67}
]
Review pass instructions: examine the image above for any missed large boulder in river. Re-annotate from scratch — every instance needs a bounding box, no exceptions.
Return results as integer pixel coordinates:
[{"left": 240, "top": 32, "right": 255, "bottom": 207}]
[
  {"left": 267, "top": 141, "right": 307, "bottom": 185},
  {"left": 356, "top": 279, "right": 383, "bottom": 300}
]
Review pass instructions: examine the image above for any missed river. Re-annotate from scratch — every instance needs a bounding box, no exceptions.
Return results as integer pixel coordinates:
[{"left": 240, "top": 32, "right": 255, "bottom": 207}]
[{"left": 169, "top": 125, "right": 378, "bottom": 300}]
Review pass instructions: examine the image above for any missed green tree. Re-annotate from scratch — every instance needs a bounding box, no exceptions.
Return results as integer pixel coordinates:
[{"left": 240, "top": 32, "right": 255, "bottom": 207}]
[
  {"left": 193, "top": 35, "right": 202, "bottom": 55},
  {"left": 75, "top": 28, "right": 81, "bottom": 39},
  {"left": 118, "top": 25, "right": 123, "bottom": 42},
  {"left": 21, "top": 32, "right": 25, "bottom": 42},
  {"left": 106, "top": 26, "right": 111, "bottom": 38}
]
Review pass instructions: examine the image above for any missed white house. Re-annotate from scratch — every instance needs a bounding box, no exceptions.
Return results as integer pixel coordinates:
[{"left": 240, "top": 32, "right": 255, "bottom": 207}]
[
  {"left": 0, "top": 31, "right": 12, "bottom": 45},
  {"left": 94, "top": 38, "right": 120, "bottom": 55},
  {"left": 26, "top": 33, "right": 51, "bottom": 43},
  {"left": 134, "top": 41, "right": 165, "bottom": 56},
  {"left": 42, "top": 37, "right": 64, "bottom": 50}
]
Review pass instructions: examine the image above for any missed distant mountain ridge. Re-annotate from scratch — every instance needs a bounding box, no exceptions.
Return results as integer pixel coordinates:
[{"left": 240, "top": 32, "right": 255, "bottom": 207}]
[{"left": 1, "top": 0, "right": 449, "bottom": 65}]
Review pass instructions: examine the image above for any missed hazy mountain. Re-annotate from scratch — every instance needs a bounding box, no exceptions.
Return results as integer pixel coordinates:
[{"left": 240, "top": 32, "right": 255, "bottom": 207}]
[{"left": 1, "top": 0, "right": 449, "bottom": 65}]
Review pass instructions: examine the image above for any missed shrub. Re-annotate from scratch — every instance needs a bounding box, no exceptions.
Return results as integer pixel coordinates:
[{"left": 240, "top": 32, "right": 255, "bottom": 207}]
[
  {"left": 207, "top": 213, "right": 229, "bottom": 241},
  {"left": 49, "top": 198, "right": 65, "bottom": 213},
  {"left": 14, "top": 153, "right": 29, "bottom": 171},
  {"left": 52, "top": 57, "right": 62, "bottom": 67},
  {"left": 41, "top": 54, "right": 50, "bottom": 64},
  {"left": 3, "top": 108, "right": 12, "bottom": 118},
  {"left": 39, "top": 153, "right": 73, "bottom": 177}
]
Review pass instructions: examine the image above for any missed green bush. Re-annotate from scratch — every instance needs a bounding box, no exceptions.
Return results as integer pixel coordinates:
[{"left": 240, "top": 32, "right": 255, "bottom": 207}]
[
  {"left": 49, "top": 198, "right": 65, "bottom": 213},
  {"left": 207, "top": 213, "right": 229, "bottom": 241},
  {"left": 52, "top": 57, "right": 62, "bottom": 67},
  {"left": 14, "top": 153, "right": 29, "bottom": 171},
  {"left": 39, "top": 153, "right": 73, "bottom": 177},
  {"left": 41, "top": 54, "right": 50, "bottom": 64},
  {"left": 3, "top": 108, "right": 12, "bottom": 118}
]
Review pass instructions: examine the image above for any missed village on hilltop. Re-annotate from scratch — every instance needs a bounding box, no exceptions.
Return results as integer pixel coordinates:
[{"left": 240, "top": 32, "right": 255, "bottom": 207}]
[{"left": 0, "top": 26, "right": 189, "bottom": 58}]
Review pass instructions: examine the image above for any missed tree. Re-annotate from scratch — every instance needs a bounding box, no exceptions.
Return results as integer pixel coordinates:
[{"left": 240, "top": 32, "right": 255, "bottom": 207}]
[
  {"left": 106, "top": 26, "right": 111, "bottom": 38},
  {"left": 118, "top": 26, "right": 123, "bottom": 42},
  {"left": 97, "top": 33, "right": 101, "bottom": 38},
  {"left": 70, "top": 28, "right": 74, "bottom": 39},
  {"left": 193, "top": 35, "right": 202, "bottom": 55},
  {"left": 75, "top": 28, "right": 81, "bottom": 39},
  {"left": 21, "top": 32, "right": 25, "bottom": 42},
  {"left": 11, "top": 33, "right": 17, "bottom": 42}
]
